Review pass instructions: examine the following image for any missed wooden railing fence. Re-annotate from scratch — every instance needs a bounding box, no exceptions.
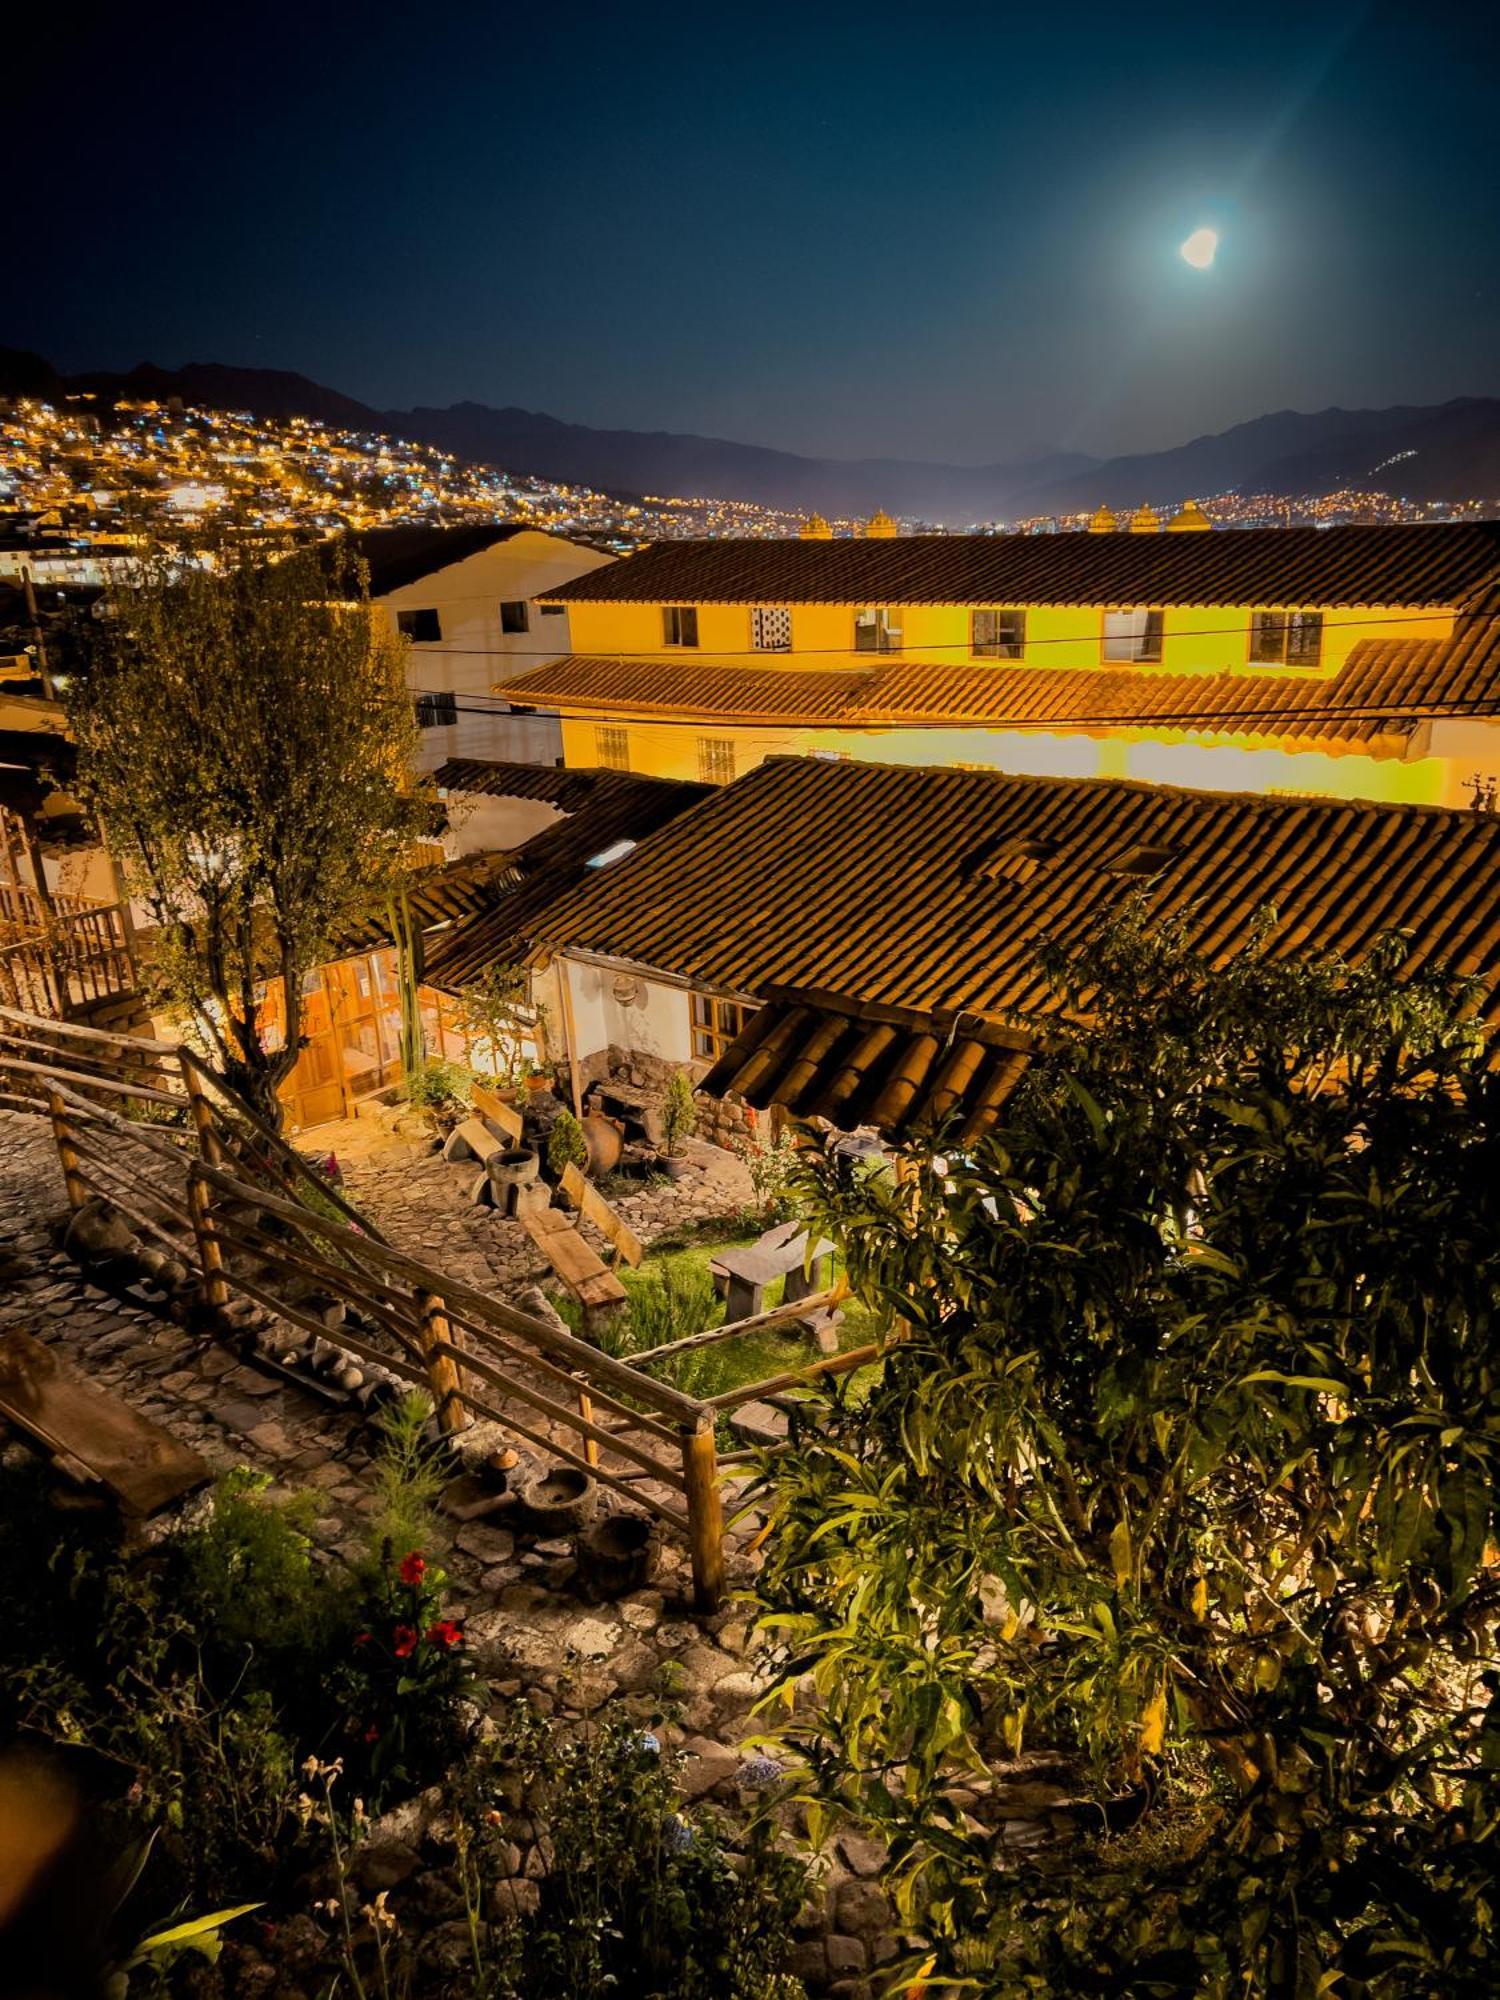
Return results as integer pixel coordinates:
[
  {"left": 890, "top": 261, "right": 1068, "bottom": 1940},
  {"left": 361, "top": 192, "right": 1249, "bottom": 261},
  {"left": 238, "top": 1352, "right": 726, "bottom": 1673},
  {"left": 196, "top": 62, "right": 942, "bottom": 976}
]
[{"left": 0, "top": 1005, "right": 883, "bottom": 1608}]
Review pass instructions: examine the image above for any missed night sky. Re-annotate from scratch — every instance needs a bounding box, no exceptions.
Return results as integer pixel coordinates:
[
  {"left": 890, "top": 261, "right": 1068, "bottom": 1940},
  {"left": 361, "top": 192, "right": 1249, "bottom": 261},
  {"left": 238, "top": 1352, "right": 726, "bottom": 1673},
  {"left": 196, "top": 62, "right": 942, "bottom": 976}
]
[{"left": 13, "top": 0, "right": 1500, "bottom": 463}]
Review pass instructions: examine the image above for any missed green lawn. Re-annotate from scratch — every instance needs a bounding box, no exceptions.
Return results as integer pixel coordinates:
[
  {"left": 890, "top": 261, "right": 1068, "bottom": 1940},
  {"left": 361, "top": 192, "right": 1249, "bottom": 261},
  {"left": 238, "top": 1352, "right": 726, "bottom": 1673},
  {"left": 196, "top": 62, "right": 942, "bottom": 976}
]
[{"left": 556, "top": 1228, "right": 882, "bottom": 1409}]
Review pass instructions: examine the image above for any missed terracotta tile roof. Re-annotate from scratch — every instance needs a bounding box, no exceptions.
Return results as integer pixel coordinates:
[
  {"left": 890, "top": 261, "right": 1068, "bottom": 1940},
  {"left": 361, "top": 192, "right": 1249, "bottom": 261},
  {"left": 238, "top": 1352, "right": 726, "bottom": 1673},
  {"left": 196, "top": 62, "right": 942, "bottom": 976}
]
[
  {"left": 422, "top": 771, "right": 710, "bottom": 992},
  {"left": 505, "top": 655, "right": 882, "bottom": 726},
  {"left": 528, "top": 757, "right": 1500, "bottom": 1045},
  {"left": 537, "top": 522, "right": 1500, "bottom": 611},
  {"left": 703, "top": 1001, "right": 1032, "bottom": 1143},
  {"left": 433, "top": 759, "right": 666, "bottom": 809},
  {"left": 500, "top": 617, "right": 1500, "bottom": 751},
  {"left": 345, "top": 524, "right": 533, "bottom": 597}
]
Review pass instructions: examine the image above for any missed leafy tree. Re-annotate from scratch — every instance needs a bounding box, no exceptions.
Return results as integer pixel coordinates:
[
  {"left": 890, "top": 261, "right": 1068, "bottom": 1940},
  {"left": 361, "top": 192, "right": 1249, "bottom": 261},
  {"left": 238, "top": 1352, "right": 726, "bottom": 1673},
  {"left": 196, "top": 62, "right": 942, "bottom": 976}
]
[
  {"left": 752, "top": 909, "right": 1500, "bottom": 1997},
  {"left": 72, "top": 534, "right": 425, "bottom": 1124},
  {"left": 456, "top": 959, "right": 535, "bottom": 1086}
]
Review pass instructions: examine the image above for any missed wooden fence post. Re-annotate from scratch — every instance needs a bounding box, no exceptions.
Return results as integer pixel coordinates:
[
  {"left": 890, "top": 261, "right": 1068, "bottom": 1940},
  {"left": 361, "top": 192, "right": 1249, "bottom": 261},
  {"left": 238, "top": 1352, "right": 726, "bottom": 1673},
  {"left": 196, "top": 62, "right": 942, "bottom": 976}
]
[
  {"left": 179, "top": 1053, "right": 224, "bottom": 1166},
  {"left": 681, "top": 1416, "right": 725, "bottom": 1613},
  {"left": 415, "top": 1287, "right": 471, "bottom": 1436},
  {"left": 575, "top": 1377, "right": 600, "bottom": 1467},
  {"left": 187, "top": 1165, "right": 231, "bottom": 1314},
  {"left": 46, "top": 1086, "right": 88, "bottom": 1212}
]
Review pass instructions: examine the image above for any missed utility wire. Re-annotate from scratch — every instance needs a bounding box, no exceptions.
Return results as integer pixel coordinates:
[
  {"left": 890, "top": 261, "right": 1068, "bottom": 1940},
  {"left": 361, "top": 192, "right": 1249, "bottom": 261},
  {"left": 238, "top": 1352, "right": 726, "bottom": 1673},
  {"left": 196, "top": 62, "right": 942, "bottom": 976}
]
[
  {"left": 395, "top": 604, "right": 1479, "bottom": 662},
  {"left": 408, "top": 690, "right": 1500, "bottom": 733}
]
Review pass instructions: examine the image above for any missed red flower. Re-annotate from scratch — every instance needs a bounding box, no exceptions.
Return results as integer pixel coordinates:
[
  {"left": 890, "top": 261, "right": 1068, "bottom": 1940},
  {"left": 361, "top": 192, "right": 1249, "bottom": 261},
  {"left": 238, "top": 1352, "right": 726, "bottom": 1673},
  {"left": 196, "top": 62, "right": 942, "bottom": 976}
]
[
  {"left": 363, "top": 1723, "right": 381, "bottom": 1744},
  {"left": 353, "top": 1631, "right": 372, "bottom": 1648},
  {"left": 399, "top": 1551, "right": 427, "bottom": 1586},
  {"left": 393, "top": 1624, "right": 418, "bottom": 1658},
  {"left": 425, "top": 1619, "right": 462, "bottom": 1650}
]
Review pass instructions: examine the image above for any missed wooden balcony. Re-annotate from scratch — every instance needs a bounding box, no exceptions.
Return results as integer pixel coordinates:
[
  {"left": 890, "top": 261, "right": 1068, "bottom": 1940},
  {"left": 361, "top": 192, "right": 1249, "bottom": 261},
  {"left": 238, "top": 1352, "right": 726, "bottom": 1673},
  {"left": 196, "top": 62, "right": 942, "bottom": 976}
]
[{"left": 0, "top": 882, "right": 138, "bottom": 1022}]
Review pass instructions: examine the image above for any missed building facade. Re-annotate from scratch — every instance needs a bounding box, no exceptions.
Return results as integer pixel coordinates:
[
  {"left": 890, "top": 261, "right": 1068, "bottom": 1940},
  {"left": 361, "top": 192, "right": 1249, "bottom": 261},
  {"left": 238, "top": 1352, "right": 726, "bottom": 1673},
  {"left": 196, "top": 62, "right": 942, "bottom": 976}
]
[
  {"left": 505, "top": 523, "right": 1500, "bottom": 809},
  {"left": 357, "top": 525, "right": 614, "bottom": 777}
]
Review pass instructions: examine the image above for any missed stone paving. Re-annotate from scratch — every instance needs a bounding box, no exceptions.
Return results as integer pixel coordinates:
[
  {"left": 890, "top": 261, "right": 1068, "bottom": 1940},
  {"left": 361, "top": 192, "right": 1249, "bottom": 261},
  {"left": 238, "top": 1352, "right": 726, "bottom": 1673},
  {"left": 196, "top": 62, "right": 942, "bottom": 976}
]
[{"left": 0, "top": 1105, "right": 899, "bottom": 1995}]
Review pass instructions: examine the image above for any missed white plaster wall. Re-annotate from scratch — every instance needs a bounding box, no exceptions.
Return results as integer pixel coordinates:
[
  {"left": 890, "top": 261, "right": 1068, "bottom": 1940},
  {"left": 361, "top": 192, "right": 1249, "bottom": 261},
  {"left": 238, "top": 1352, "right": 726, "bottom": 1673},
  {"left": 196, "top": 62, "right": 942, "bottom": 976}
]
[
  {"left": 380, "top": 531, "right": 613, "bottom": 774},
  {"left": 559, "top": 957, "right": 693, "bottom": 1065},
  {"left": 441, "top": 792, "right": 563, "bottom": 858}
]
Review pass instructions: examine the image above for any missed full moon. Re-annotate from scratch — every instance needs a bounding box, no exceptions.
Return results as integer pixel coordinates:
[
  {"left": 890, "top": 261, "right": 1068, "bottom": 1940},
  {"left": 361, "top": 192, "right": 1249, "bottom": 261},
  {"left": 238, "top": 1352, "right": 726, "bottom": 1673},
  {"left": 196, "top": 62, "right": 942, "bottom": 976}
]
[{"left": 1180, "top": 227, "right": 1219, "bottom": 270}]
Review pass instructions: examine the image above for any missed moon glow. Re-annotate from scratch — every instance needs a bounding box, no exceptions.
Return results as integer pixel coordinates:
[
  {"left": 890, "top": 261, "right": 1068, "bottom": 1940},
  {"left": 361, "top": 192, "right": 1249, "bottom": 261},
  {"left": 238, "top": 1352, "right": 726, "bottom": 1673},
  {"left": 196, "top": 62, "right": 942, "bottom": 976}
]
[{"left": 1180, "top": 226, "right": 1219, "bottom": 270}]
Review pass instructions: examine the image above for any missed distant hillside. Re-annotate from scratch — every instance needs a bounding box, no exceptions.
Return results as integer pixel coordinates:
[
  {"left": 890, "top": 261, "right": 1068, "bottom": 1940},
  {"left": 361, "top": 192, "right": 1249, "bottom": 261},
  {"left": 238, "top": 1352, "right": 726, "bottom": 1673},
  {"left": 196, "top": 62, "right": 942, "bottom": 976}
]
[{"left": 5, "top": 346, "right": 1500, "bottom": 522}]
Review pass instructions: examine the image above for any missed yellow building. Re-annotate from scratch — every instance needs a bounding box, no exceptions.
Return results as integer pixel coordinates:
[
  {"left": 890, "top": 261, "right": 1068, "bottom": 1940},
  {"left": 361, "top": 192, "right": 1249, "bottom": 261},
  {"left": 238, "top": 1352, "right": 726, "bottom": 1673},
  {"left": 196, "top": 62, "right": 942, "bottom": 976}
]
[{"left": 503, "top": 522, "right": 1500, "bottom": 808}]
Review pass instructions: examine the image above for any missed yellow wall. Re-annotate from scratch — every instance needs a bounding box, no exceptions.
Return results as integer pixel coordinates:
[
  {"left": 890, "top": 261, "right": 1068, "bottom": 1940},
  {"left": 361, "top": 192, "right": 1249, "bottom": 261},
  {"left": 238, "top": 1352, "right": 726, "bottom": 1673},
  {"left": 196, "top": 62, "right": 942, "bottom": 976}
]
[
  {"left": 562, "top": 599, "right": 1453, "bottom": 677},
  {"left": 563, "top": 712, "right": 1500, "bottom": 811}
]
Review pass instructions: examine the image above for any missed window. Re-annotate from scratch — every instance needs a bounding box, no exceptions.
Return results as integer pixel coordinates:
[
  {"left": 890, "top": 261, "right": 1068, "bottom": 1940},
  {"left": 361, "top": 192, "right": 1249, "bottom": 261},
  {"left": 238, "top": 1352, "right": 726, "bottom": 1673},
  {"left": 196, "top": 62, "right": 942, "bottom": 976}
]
[
  {"left": 691, "top": 991, "right": 754, "bottom": 1061},
  {"left": 697, "top": 736, "right": 736, "bottom": 784},
  {"left": 971, "top": 609, "right": 1026, "bottom": 659},
  {"left": 500, "top": 599, "right": 530, "bottom": 634},
  {"left": 1249, "top": 610, "right": 1323, "bottom": 667},
  {"left": 415, "top": 690, "right": 457, "bottom": 728},
  {"left": 854, "top": 606, "right": 902, "bottom": 653},
  {"left": 1102, "top": 608, "right": 1164, "bottom": 663},
  {"left": 595, "top": 725, "right": 630, "bottom": 771},
  {"left": 662, "top": 605, "right": 699, "bottom": 647},
  {"left": 397, "top": 607, "right": 442, "bottom": 643},
  {"left": 751, "top": 605, "right": 792, "bottom": 651},
  {"left": 538, "top": 603, "right": 565, "bottom": 617}
]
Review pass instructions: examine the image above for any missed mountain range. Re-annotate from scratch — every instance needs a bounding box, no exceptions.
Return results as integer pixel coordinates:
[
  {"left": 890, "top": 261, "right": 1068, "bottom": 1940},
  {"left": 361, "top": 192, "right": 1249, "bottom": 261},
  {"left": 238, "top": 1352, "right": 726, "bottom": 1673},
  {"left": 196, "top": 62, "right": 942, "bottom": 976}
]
[{"left": 6, "top": 346, "right": 1500, "bottom": 524}]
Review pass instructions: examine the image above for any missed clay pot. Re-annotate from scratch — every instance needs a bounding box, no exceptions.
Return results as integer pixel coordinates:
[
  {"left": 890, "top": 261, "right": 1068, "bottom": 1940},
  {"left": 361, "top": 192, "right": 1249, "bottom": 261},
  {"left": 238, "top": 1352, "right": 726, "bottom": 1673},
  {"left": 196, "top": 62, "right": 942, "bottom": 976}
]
[
  {"left": 577, "top": 1511, "right": 662, "bottom": 1600},
  {"left": 580, "top": 1112, "right": 624, "bottom": 1175}
]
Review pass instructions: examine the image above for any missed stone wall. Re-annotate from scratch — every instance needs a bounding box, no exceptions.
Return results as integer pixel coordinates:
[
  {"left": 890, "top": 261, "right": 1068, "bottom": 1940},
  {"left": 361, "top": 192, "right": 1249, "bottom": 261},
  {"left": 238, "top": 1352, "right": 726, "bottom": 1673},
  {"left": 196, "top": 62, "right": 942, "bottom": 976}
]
[{"left": 587, "top": 1044, "right": 758, "bottom": 1154}]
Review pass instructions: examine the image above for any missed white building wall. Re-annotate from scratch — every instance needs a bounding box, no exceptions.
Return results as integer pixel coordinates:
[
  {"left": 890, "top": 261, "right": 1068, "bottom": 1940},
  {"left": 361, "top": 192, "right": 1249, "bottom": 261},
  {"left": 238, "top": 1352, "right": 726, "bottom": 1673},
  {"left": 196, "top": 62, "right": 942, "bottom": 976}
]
[
  {"left": 441, "top": 792, "right": 564, "bottom": 859},
  {"left": 556, "top": 956, "right": 694, "bottom": 1067},
  {"left": 379, "top": 531, "right": 614, "bottom": 775}
]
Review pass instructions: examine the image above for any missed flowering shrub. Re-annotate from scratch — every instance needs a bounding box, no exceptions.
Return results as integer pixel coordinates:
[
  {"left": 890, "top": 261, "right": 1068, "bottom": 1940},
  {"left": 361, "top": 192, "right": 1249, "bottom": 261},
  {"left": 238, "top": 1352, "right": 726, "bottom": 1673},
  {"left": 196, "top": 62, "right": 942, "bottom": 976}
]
[{"left": 335, "top": 1549, "right": 477, "bottom": 1795}]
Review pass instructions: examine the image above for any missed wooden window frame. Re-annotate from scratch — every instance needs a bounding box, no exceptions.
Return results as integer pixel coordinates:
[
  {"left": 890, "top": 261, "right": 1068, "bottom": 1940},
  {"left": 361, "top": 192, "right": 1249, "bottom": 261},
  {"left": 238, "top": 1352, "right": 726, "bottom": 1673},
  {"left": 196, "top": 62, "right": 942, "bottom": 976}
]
[
  {"left": 663, "top": 605, "right": 700, "bottom": 647},
  {"left": 854, "top": 606, "right": 902, "bottom": 654},
  {"left": 1101, "top": 607, "right": 1164, "bottom": 664},
  {"left": 690, "top": 991, "right": 755, "bottom": 1062},
  {"left": 696, "top": 735, "right": 736, "bottom": 784},
  {"left": 1248, "top": 609, "right": 1323, "bottom": 668},
  {"left": 397, "top": 607, "right": 442, "bottom": 643},
  {"left": 971, "top": 608, "right": 1026, "bottom": 659},
  {"left": 595, "top": 724, "right": 630, "bottom": 771}
]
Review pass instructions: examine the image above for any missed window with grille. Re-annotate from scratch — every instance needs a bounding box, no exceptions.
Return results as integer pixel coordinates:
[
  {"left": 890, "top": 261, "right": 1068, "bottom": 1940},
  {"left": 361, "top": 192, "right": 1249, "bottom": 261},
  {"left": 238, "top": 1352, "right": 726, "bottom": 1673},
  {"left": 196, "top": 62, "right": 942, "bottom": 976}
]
[
  {"left": 663, "top": 605, "right": 699, "bottom": 646},
  {"left": 854, "top": 607, "right": 902, "bottom": 653},
  {"left": 751, "top": 605, "right": 792, "bottom": 651},
  {"left": 415, "top": 690, "right": 457, "bottom": 728},
  {"left": 691, "top": 992, "right": 754, "bottom": 1061},
  {"left": 971, "top": 609, "right": 1026, "bottom": 659},
  {"left": 1102, "top": 608, "right": 1164, "bottom": 663},
  {"left": 1249, "top": 610, "right": 1323, "bottom": 667},
  {"left": 398, "top": 608, "right": 442, "bottom": 642},
  {"left": 500, "top": 599, "right": 530, "bottom": 634},
  {"left": 595, "top": 725, "right": 630, "bottom": 771},
  {"left": 697, "top": 736, "right": 736, "bottom": 784}
]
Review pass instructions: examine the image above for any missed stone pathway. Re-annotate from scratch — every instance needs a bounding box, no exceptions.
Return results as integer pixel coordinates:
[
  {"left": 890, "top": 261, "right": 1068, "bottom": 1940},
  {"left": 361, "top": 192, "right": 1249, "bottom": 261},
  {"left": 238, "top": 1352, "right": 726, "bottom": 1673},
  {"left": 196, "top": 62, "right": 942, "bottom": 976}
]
[{"left": 0, "top": 1106, "right": 894, "bottom": 1994}]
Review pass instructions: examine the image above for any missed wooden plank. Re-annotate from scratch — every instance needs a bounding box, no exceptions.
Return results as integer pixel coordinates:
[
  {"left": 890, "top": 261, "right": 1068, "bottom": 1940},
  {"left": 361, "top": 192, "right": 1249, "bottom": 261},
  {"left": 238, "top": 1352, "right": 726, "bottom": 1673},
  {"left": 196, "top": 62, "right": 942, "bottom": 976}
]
[
  {"left": 560, "top": 1161, "right": 644, "bottom": 1268},
  {"left": 471, "top": 1082, "right": 523, "bottom": 1143},
  {"left": 521, "top": 1208, "right": 627, "bottom": 1305},
  {"left": 0, "top": 1328, "right": 210, "bottom": 1515}
]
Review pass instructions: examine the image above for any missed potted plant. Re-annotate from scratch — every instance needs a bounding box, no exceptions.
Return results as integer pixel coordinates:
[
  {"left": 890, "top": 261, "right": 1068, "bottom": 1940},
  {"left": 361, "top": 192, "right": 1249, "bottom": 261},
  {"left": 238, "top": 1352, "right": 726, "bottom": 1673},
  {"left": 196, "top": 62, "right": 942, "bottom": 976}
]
[{"left": 660, "top": 1070, "right": 698, "bottom": 1176}]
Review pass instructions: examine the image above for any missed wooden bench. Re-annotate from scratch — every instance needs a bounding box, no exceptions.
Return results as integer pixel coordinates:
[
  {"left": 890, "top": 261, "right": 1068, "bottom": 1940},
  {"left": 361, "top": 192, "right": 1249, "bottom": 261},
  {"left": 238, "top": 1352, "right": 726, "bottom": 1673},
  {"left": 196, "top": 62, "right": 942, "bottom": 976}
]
[
  {"left": 711, "top": 1226, "right": 835, "bottom": 1320},
  {"left": 522, "top": 1207, "right": 628, "bottom": 1318},
  {"left": 0, "top": 1327, "right": 211, "bottom": 1516},
  {"left": 559, "top": 1161, "right": 644, "bottom": 1268}
]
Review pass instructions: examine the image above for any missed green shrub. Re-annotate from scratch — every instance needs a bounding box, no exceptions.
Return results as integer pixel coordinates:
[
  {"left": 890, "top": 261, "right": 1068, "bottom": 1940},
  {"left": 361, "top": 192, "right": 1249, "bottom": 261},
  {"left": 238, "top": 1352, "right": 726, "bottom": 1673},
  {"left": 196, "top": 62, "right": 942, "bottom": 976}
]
[
  {"left": 402, "top": 1059, "right": 472, "bottom": 1115},
  {"left": 448, "top": 1701, "right": 808, "bottom": 1999},
  {"left": 547, "top": 1109, "right": 588, "bottom": 1177},
  {"left": 662, "top": 1069, "right": 697, "bottom": 1155}
]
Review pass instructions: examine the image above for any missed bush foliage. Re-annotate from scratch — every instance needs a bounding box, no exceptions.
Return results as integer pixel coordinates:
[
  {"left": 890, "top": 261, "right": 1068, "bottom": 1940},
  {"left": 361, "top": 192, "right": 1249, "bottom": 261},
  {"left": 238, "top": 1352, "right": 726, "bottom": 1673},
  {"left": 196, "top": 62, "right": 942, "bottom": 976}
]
[{"left": 753, "top": 909, "right": 1500, "bottom": 1997}]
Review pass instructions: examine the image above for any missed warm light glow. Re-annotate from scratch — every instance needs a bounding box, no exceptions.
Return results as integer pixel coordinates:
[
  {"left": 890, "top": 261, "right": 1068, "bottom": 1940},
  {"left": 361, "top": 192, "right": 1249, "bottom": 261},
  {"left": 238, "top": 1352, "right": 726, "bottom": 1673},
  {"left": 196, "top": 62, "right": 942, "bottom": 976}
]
[{"left": 1180, "top": 227, "right": 1219, "bottom": 270}]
